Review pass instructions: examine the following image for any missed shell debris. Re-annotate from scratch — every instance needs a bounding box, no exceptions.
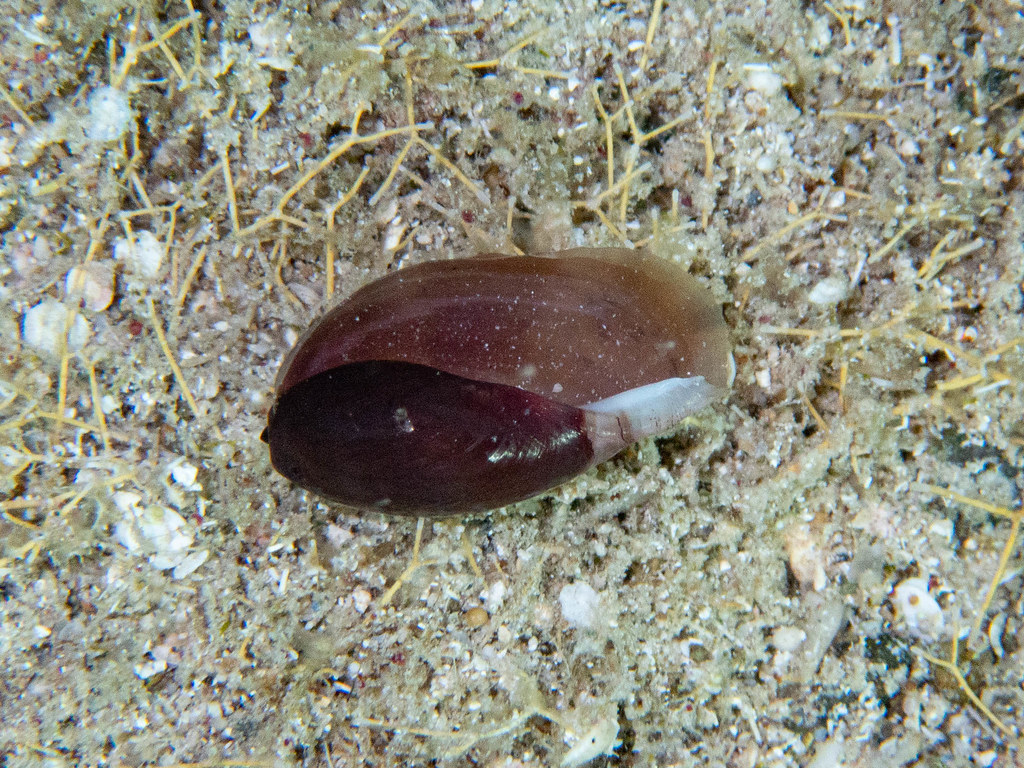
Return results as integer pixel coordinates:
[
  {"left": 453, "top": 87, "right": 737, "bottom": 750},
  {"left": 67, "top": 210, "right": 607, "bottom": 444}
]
[
  {"left": 22, "top": 299, "right": 91, "bottom": 355},
  {"left": 891, "top": 577, "right": 945, "bottom": 639}
]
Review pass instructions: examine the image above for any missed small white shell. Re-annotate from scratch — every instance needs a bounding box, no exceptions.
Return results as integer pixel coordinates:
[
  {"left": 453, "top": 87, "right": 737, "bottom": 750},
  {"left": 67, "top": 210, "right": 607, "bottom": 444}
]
[
  {"left": 744, "top": 64, "right": 783, "bottom": 96},
  {"left": 891, "top": 577, "right": 945, "bottom": 638},
  {"left": 87, "top": 86, "right": 132, "bottom": 143},
  {"left": 114, "top": 231, "right": 164, "bottom": 281},
  {"left": 169, "top": 460, "right": 201, "bottom": 491},
  {"left": 785, "top": 523, "right": 828, "bottom": 591},
  {"left": 65, "top": 261, "right": 115, "bottom": 311},
  {"left": 558, "top": 581, "right": 601, "bottom": 630},
  {"left": 808, "top": 276, "right": 850, "bottom": 305},
  {"left": 561, "top": 713, "right": 620, "bottom": 767},
  {"left": 112, "top": 491, "right": 206, "bottom": 578},
  {"left": 772, "top": 625, "right": 807, "bottom": 653},
  {"left": 22, "top": 299, "right": 91, "bottom": 355}
]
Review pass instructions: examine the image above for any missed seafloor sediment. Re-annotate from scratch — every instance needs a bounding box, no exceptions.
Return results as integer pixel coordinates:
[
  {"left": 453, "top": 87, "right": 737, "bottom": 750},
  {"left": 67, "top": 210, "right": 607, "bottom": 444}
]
[{"left": 1, "top": 1, "right": 1022, "bottom": 766}]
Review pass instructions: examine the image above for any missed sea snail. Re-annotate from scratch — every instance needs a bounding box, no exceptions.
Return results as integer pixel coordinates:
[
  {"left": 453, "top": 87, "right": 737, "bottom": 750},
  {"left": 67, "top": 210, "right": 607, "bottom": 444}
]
[{"left": 263, "top": 248, "right": 733, "bottom": 516}]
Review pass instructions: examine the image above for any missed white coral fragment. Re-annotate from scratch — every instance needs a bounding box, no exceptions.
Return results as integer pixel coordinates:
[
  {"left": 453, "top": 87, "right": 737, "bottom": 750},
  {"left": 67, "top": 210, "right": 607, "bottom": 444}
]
[
  {"left": 171, "top": 549, "right": 209, "bottom": 579},
  {"left": 351, "top": 587, "right": 372, "bottom": 614}
]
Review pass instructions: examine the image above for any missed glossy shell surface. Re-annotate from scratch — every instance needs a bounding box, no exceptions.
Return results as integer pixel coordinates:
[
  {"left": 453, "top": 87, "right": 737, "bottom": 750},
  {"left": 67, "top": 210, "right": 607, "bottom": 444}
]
[
  {"left": 277, "top": 248, "right": 733, "bottom": 404},
  {"left": 265, "top": 249, "right": 732, "bottom": 516},
  {"left": 269, "top": 360, "right": 593, "bottom": 515}
]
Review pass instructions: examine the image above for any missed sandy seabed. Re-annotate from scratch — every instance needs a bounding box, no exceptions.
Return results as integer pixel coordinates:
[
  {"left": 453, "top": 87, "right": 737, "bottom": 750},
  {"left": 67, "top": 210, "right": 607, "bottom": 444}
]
[{"left": 1, "top": 0, "right": 1023, "bottom": 766}]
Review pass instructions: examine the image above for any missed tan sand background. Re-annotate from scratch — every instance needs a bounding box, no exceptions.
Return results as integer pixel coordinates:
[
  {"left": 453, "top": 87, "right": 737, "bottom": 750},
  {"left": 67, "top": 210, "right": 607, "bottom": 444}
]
[{"left": 1, "top": 0, "right": 1022, "bottom": 765}]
